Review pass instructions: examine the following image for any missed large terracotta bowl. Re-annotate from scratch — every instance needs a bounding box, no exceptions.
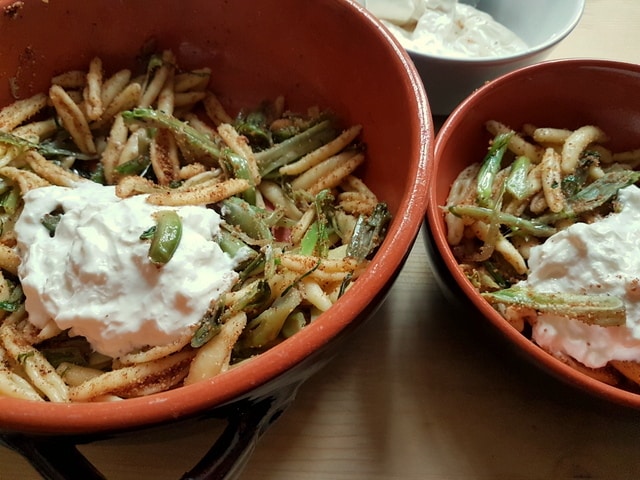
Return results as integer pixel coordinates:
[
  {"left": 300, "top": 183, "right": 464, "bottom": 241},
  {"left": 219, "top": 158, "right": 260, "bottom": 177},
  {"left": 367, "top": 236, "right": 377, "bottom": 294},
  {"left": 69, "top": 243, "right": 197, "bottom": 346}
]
[
  {"left": 0, "top": 0, "right": 432, "bottom": 477},
  {"left": 426, "top": 59, "right": 640, "bottom": 410}
]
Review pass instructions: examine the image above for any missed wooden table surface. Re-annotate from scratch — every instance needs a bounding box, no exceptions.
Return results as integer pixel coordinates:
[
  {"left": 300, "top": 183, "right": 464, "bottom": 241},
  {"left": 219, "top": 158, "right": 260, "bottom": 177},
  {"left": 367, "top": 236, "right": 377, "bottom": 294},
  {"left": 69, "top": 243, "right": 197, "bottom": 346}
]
[{"left": 2, "top": 1, "right": 640, "bottom": 479}]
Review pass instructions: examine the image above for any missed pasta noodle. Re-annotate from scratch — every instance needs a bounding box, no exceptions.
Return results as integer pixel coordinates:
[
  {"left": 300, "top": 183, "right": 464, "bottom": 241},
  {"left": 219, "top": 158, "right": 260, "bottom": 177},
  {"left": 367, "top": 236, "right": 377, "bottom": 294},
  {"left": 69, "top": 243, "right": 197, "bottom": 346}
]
[{"left": 184, "top": 312, "right": 247, "bottom": 384}]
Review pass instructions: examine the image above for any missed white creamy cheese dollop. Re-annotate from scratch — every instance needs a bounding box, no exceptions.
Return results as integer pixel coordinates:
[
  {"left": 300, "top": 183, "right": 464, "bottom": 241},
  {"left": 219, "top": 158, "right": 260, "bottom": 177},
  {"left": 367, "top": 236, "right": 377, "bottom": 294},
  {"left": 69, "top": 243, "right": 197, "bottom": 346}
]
[
  {"left": 524, "top": 185, "right": 640, "bottom": 368},
  {"left": 360, "top": 0, "right": 528, "bottom": 58},
  {"left": 15, "top": 181, "right": 239, "bottom": 358}
]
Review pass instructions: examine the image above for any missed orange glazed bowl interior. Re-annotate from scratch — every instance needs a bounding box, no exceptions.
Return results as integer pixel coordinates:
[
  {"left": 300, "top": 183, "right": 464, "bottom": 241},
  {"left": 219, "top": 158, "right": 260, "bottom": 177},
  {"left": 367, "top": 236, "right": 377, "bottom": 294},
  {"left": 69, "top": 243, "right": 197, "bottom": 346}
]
[
  {"left": 0, "top": 0, "right": 432, "bottom": 434},
  {"left": 426, "top": 58, "right": 640, "bottom": 410}
]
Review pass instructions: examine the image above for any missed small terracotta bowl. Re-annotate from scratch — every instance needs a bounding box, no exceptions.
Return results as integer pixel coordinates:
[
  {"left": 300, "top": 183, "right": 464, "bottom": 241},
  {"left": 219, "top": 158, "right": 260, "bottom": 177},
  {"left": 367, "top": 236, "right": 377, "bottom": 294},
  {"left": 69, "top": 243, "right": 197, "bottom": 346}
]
[
  {"left": 426, "top": 59, "right": 640, "bottom": 410},
  {"left": 0, "top": 0, "right": 432, "bottom": 477}
]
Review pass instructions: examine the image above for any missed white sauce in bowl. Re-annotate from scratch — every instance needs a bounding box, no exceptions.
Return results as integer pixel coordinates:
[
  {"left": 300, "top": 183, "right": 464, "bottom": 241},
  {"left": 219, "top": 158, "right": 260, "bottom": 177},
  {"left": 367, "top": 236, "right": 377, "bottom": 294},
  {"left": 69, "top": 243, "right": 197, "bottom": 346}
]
[
  {"left": 360, "top": 0, "right": 528, "bottom": 58},
  {"left": 523, "top": 185, "right": 640, "bottom": 368},
  {"left": 15, "top": 181, "right": 239, "bottom": 358}
]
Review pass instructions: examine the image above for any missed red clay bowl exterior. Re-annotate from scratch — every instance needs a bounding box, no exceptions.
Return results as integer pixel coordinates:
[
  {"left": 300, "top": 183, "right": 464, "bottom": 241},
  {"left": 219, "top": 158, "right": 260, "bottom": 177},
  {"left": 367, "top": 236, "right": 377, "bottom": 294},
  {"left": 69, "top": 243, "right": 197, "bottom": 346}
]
[
  {"left": 426, "top": 58, "right": 640, "bottom": 409},
  {"left": 0, "top": 0, "right": 432, "bottom": 434}
]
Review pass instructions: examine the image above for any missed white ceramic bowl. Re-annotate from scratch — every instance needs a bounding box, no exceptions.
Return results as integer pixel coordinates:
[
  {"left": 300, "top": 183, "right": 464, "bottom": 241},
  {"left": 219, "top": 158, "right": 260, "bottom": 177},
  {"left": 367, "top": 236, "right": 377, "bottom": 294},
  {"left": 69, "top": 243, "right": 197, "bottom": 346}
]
[{"left": 404, "top": 0, "right": 585, "bottom": 115}]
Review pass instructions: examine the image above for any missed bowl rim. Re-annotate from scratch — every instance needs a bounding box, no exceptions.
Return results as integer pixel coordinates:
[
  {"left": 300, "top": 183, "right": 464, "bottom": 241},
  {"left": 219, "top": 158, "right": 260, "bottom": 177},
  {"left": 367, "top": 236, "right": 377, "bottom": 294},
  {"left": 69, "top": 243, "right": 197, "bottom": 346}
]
[
  {"left": 426, "top": 57, "right": 640, "bottom": 410},
  {"left": 406, "top": 0, "right": 586, "bottom": 64},
  {"left": 0, "top": 0, "right": 433, "bottom": 435}
]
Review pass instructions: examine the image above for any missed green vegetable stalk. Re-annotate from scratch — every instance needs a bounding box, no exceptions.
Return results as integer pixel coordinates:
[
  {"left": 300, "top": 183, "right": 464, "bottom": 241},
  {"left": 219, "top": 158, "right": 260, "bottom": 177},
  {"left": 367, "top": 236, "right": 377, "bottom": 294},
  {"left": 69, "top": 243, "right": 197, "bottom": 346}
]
[
  {"left": 241, "top": 288, "right": 303, "bottom": 348},
  {"left": 0, "top": 283, "right": 22, "bottom": 312},
  {"left": 482, "top": 286, "right": 626, "bottom": 327},
  {"left": 234, "top": 108, "right": 272, "bottom": 150},
  {"left": 221, "top": 149, "right": 257, "bottom": 205},
  {"left": 255, "top": 119, "right": 337, "bottom": 176},
  {"left": 569, "top": 169, "right": 640, "bottom": 213},
  {"left": 538, "top": 169, "right": 640, "bottom": 224},
  {"left": 300, "top": 189, "right": 335, "bottom": 257},
  {"left": 122, "top": 107, "right": 223, "bottom": 165},
  {"left": 476, "top": 131, "right": 513, "bottom": 208},
  {"left": 504, "top": 155, "right": 531, "bottom": 200},
  {"left": 0, "top": 131, "right": 96, "bottom": 160},
  {"left": 346, "top": 203, "right": 391, "bottom": 261},
  {"left": 221, "top": 196, "right": 273, "bottom": 241},
  {"left": 448, "top": 204, "right": 557, "bottom": 237}
]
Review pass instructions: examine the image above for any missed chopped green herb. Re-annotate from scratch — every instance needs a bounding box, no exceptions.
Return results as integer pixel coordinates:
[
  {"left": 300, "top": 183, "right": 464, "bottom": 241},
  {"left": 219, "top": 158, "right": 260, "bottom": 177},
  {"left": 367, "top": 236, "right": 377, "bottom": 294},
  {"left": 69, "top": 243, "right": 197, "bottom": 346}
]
[
  {"left": 140, "top": 225, "right": 157, "bottom": 240},
  {"left": 41, "top": 209, "right": 64, "bottom": 237}
]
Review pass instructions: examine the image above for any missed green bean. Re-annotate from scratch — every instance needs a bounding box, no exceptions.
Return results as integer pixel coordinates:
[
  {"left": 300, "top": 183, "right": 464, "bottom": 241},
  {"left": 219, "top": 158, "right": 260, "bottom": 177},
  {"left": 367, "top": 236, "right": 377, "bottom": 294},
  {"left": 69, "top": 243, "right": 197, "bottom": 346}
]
[
  {"left": 504, "top": 155, "right": 530, "bottom": 200},
  {"left": 313, "top": 189, "right": 335, "bottom": 258},
  {"left": 216, "top": 229, "right": 257, "bottom": 264},
  {"left": 40, "top": 209, "right": 64, "bottom": 237},
  {"left": 221, "top": 149, "right": 257, "bottom": 205},
  {"left": 0, "top": 300, "right": 20, "bottom": 312},
  {"left": 234, "top": 107, "right": 272, "bottom": 150},
  {"left": 448, "top": 204, "right": 557, "bottom": 237},
  {"left": 148, "top": 210, "right": 182, "bottom": 266},
  {"left": 300, "top": 189, "right": 335, "bottom": 257},
  {"left": 476, "top": 132, "right": 513, "bottom": 208},
  {"left": 561, "top": 150, "right": 598, "bottom": 197},
  {"left": 483, "top": 261, "right": 511, "bottom": 289},
  {"left": 569, "top": 169, "right": 640, "bottom": 212},
  {"left": 241, "top": 288, "right": 303, "bottom": 348},
  {"left": 271, "top": 116, "right": 320, "bottom": 143},
  {"left": 191, "top": 280, "right": 271, "bottom": 348},
  {"left": 191, "top": 302, "right": 224, "bottom": 348},
  {"left": 237, "top": 251, "right": 266, "bottom": 286},
  {"left": 232, "top": 280, "right": 272, "bottom": 319},
  {"left": 346, "top": 202, "right": 391, "bottom": 260},
  {"left": 141, "top": 54, "right": 164, "bottom": 93},
  {"left": 221, "top": 196, "right": 272, "bottom": 241},
  {"left": 194, "top": 281, "right": 272, "bottom": 348},
  {"left": 538, "top": 169, "right": 640, "bottom": 224},
  {"left": 300, "top": 222, "right": 320, "bottom": 256},
  {"left": 0, "top": 131, "right": 97, "bottom": 160},
  {"left": 482, "top": 286, "right": 626, "bottom": 327},
  {"left": 122, "top": 107, "right": 223, "bottom": 165},
  {"left": 0, "top": 187, "right": 20, "bottom": 215},
  {"left": 255, "top": 119, "right": 337, "bottom": 176},
  {"left": 88, "top": 163, "right": 106, "bottom": 185},
  {"left": 281, "top": 310, "right": 307, "bottom": 338},
  {"left": 42, "top": 347, "right": 87, "bottom": 368},
  {"left": 114, "top": 155, "right": 151, "bottom": 176}
]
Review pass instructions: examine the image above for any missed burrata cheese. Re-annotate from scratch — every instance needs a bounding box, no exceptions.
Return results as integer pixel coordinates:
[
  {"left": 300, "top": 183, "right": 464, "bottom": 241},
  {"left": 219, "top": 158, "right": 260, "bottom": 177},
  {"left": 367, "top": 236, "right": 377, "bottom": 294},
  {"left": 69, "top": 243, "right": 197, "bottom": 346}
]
[
  {"left": 15, "top": 181, "right": 239, "bottom": 358},
  {"left": 524, "top": 184, "right": 640, "bottom": 368}
]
